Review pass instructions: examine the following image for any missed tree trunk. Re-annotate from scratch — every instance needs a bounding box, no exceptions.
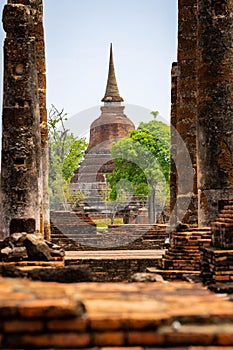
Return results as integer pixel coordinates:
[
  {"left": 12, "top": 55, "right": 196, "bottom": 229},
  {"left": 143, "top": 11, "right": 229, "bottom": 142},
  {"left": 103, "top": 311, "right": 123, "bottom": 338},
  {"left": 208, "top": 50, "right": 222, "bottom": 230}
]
[{"left": 148, "top": 187, "right": 156, "bottom": 224}]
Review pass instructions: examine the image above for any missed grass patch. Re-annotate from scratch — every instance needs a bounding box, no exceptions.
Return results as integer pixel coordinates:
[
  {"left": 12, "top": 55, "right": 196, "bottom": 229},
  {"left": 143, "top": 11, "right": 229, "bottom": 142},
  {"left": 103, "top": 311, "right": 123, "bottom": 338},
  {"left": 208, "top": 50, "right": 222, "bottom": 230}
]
[{"left": 94, "top": 217, "right": 123, "bottom": 228}]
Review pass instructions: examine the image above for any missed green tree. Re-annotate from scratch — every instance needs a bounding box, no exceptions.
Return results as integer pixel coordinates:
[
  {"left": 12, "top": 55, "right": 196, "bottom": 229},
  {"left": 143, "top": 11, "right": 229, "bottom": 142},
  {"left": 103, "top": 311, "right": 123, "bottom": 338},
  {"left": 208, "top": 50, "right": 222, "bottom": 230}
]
[
  {"left": 107, "top": 118, "right": 170, "bottom": 223},
  {"left": 48, "top": 105, "right": 88, "bottom": 210}
]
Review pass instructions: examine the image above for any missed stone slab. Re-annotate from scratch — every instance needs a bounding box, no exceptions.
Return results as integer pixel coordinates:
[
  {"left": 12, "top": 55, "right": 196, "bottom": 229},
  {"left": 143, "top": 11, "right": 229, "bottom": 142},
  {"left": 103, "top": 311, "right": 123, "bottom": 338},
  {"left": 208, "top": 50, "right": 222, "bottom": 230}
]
[{"left": 65, "top": 250, "right": 164, "bottom": 260}]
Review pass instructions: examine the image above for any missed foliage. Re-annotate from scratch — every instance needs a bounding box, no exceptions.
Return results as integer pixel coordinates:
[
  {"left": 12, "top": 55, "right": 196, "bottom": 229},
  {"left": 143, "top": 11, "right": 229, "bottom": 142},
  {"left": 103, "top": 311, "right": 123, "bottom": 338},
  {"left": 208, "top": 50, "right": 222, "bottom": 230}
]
[
  {"left": 107, "top": 115, "right": 170, "bottom": 223},
  {"left": 48, "top": 105, "right": 88, "bottom": 210}
]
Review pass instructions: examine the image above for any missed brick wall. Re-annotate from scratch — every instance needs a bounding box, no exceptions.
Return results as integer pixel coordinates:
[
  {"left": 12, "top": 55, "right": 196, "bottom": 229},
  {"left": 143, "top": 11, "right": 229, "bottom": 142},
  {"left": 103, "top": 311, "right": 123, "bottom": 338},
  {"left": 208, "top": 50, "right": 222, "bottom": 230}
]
[{"left": 66, "top": 258, "right": 160, "bottom": 282}]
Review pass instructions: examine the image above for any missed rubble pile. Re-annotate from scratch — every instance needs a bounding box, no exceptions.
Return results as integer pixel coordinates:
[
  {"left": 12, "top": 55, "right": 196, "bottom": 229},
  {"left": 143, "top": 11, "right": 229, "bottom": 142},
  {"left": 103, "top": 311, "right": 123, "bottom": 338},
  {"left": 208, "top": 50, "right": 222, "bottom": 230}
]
[{"left": 0, "top": 232, "right": 65, "bottom": 262}]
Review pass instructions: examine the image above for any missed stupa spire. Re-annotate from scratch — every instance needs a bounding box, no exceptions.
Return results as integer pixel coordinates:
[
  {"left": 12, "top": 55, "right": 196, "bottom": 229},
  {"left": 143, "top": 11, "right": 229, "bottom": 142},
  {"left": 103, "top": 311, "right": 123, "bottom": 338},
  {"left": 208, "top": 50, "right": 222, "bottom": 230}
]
[{"left": 102, "top": 43, "right": 124, "bottom": 103}]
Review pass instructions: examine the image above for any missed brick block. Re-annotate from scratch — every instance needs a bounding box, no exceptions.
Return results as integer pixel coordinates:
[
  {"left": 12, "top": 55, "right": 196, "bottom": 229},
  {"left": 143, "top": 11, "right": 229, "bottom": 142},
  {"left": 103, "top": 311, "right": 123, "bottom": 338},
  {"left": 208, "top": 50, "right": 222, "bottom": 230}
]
[
  {"left": 3, "top": 320, "right": 43, "bottom": 333},
  {"left": 127, "top": 331, "right": 164, "bottom": 345},
  {"left": 21, "top": 333, "right": 91, "bottom": 348},
  {"left": 18, "top": 299, "right": 84, "bottom": 318},
  {"left": 164, "top": 332, "right": 213, "bottom": 346},
  {"left": 93, "top": 331, "right": 125, "bottom": 346},
  {"left": 47, "top": 317, "right": 88, "bottom": 331},
  {"left": 102, "top": 348, "right": 143, "bottom": 350},
  {"left": 91, "top": 317, "right": 124, "bottom": 330},
  {"left": 216, "top": 332, "right": 233, "bottom": 345}
]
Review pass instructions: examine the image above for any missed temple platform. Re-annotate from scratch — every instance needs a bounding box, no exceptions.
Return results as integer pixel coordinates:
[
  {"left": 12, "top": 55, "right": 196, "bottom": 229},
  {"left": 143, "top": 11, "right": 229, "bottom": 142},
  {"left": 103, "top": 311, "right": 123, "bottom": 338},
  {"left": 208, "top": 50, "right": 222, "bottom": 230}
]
[{"left": 65, "top": 249, "right": 164, "bottom": 282}]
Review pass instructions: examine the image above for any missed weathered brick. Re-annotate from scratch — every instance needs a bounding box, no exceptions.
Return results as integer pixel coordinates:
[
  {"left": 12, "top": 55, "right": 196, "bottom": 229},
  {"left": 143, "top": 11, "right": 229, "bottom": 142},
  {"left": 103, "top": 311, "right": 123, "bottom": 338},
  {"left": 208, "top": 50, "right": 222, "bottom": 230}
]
[
  {"left": 102, "top": 348, "right": 143, "bottom": 350},
  {"left": 216, "top": 333, "right": 233, "bottom": 345},
  {"left": 91, "top": 317, "right": 124, "bottom": 330},
  {"left": 3, "top": 320, "right": 43, "bottom": 333},
  {"left": 127, "top": 332, "right": 164, "bottom": 346},
  {"left": 164, "top": 332, "right": 213, "bottom": 346},
  {"left": 47, "top": 317, "right": 88, "bottom": 331},
  {"left": 21, "top": 333, "right": 91, "bottom": 348},
  {"left": 93, "top": 331, "right": 125, "bottom": 346},
  {"left": 18, "top": 299, "right": 84, "bottom": 318}
]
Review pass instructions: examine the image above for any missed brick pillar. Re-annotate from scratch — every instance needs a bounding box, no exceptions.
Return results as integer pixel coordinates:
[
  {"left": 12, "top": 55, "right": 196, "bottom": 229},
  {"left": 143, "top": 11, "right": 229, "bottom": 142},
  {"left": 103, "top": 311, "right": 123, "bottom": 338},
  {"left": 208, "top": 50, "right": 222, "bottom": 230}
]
[
  {"left": 174, "top": 0, "right": 198, "bottom": 225},
  {"left": 1, "top": 3, "right": 41, "bottom": 237},
  {"left": 170, "top": 62, "right": 178, "bottom": 225},
  {"left": 32, "top": 0, "right": 50, "bottom": 240},
  {"left": 170, "top": 62, "right": 178, "bottom": 224},
  {"left": 197, "top": 0, "right": 233, "bottom": 226},
  {"left": 6, "top": 0, "right": 50, "bottom": 239}
]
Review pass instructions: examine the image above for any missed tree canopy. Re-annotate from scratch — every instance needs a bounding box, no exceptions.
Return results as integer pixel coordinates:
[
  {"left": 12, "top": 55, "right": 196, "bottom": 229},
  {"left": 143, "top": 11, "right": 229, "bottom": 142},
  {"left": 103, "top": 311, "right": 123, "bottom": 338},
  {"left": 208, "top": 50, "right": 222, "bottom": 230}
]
[
  {"left": 48, "top": 105, "right": 88, "bottom": 210},
  {"left": 107, "top": 116, "right": 170, "bottom": 223}
]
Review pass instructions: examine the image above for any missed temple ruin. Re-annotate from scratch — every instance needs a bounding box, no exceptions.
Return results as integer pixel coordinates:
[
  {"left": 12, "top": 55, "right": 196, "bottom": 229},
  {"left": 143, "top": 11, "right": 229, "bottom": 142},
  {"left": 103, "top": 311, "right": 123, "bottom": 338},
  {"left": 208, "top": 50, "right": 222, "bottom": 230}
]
[
  {"left": 1, "top": 0, "right": 233, "bottom": 263},
  {"left": 1, "top": 1, "right": 233, "bottom": 348}
]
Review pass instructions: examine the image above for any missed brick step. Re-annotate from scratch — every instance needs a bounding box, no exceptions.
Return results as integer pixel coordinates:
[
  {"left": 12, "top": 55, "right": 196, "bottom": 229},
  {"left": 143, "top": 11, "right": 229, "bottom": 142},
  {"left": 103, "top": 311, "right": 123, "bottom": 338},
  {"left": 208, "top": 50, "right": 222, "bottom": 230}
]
[
  {"left": 172, "top": 231, "right": 209, "bottom": 237},
  {"left": 51, "top": 223, "right": 96, "bottom": 229},
  {"left": 52, "top": 231, "right": 96, "bottom": 237},
  {"left": 213, "top": 222, "right": 233, "bottom": 229},
  {"left": 161, "top": 263, "right": 200, "bottom": 271},
  {"left": 171, "top": 243, "right": 204, "bottom": 250},
  {"left": 162, "top": 264, "right": 201, "bottom": 271},
  {"left": 211, "top": 265, "right": 233, "bottom": 271},
  {"left": 172, "top": 235, "right": 209, "bottom": 241},
  {"left": 219, "top": 206, "right": 233, "bottom": 212},
  {"left": 51, "top": 220, "right": 95, "bottom": 226},
  {"left": 163, "top": 254, "right": 201, "bottom": 261},
  {"left": 165, "top": 250, "right": 201, "bottom": 256},
  {"left": 51, "top": 213, "right": 167, "bottom": 251},
  {"left": 174, "top": 227, "right": 210, "bottom": 232},
  {"left": 217, "top": 211, "right": 233, "bottom": 217},
  {"left": 53, "top": 225, "right": 96, "bottom": 230},
  {"left": 215, "top": 218, "right": 233, "bottom": 223}
]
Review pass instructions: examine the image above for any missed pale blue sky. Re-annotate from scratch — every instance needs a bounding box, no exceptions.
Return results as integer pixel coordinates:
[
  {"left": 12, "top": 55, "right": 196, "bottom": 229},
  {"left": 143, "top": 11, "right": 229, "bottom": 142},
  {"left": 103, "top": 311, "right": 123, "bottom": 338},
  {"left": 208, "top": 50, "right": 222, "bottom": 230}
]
[{"left": 0, "top": 0, "right": 178, "bottom": 128}]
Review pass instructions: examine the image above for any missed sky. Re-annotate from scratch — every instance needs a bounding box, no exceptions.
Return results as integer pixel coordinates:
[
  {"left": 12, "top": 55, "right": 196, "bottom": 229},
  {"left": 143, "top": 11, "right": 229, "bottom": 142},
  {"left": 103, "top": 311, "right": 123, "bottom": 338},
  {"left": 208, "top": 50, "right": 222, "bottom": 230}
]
[{"left": 0, "top": 0, "right": 178, "bottom": 136}]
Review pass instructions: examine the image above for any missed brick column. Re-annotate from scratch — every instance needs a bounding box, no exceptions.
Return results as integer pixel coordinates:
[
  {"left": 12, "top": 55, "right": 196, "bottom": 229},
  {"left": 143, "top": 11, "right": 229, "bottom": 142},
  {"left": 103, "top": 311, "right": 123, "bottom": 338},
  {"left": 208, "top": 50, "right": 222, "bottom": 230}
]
[
  {"left": 32, "top": 0, "right": 50, "bottom": 240},
  {"left": 197, "top": 0, "right": 233, "bottom": 226},
  {"left": 174, "top": 0, "right": 198, "bottom": 225},
  {"left": 170, "top": 62, "right": 178, "bottom": 224},
  {"left": 6, "top": 0, "right": 50, "bottom": 239},
  {"left": 1, "top": 3, "right": 42, "bottom": 236}
]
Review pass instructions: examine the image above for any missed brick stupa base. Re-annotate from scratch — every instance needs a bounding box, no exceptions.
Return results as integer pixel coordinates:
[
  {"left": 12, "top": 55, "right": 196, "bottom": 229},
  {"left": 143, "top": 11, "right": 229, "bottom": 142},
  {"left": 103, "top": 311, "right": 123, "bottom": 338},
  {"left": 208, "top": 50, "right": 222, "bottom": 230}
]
[
  {"left": 157, "top": 227, "right": 212, "bottom": 280},
  {"left": 202, "top": 201, "right": 233, "bottom": 292}
]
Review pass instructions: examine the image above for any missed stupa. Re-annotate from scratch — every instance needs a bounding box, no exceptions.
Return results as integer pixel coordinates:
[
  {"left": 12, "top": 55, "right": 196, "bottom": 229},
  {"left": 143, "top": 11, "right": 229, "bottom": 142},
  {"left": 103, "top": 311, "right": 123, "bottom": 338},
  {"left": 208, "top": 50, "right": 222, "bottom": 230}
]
[{"left": 71, "top": 44, "right": 135, "bottom": 212}]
